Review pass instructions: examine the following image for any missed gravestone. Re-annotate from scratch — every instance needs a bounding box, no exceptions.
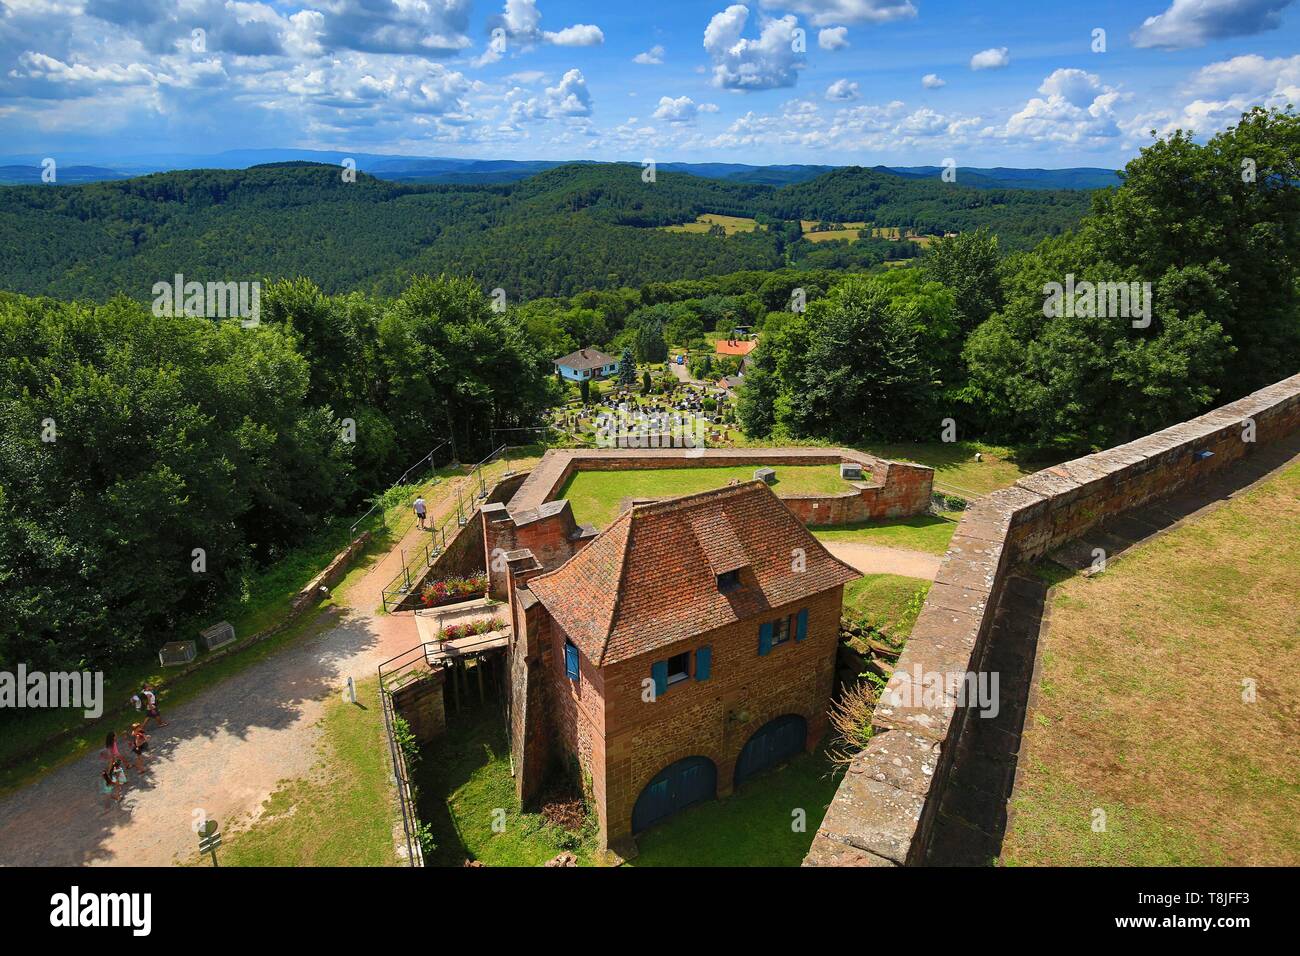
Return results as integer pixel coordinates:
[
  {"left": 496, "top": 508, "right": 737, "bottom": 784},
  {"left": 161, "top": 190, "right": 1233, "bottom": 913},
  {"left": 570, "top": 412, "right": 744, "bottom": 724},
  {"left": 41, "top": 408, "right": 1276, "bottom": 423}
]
[
  {"left": 158, "top": 640, "right": 197, "bottom": 667},
  {"left": 199, "top": 621, "right": 236, "bottom": 652}
]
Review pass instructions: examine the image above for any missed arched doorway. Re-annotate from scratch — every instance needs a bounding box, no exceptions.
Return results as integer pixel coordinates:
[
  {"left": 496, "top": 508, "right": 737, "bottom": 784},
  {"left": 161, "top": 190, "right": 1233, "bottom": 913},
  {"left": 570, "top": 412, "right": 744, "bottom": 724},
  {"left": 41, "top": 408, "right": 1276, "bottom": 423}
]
[
  {"left": 631, "top": 756, "right": 717, "bottom": 833},
  {"left": 733, "top": 714, "right": 807, "bottom": 788}
]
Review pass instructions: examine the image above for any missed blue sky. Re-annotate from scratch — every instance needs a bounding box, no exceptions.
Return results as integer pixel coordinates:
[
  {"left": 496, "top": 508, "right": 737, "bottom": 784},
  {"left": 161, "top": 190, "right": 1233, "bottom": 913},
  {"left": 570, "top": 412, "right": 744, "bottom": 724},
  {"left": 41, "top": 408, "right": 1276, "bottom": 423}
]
[{"left": 1, "top": 0, "right": 1297, "bottom": 167}]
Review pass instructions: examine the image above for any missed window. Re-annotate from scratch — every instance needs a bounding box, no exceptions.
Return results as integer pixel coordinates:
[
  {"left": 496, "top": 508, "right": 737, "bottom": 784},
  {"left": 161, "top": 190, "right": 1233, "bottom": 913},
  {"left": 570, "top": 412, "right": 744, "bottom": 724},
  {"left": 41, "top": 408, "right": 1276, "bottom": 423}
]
[
  {"left": 666, "top": 651, "right": 690, "bottom": 685},
  {"left": 758, "top": 608, "right": 808, "bottom": 656},
  {"left": 717, "top": 569, "right": 742, "bottom": 593},
  {"left": 772, "top": 616, "right": 791, "bottom": 647},
  {"left": 563, "top": 641, "right": 580, "bottom": 682}
]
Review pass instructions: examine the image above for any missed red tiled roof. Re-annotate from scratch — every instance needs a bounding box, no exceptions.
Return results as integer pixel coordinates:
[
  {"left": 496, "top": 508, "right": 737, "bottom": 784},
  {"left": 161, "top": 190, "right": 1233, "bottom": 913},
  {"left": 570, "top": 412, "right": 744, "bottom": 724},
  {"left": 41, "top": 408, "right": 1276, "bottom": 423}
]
[
  {"left": 715, "top": 339, "right": 757, "bottom": 356},
  {"left": 527, "top": 481, "right": 859, "bottom": 665}
]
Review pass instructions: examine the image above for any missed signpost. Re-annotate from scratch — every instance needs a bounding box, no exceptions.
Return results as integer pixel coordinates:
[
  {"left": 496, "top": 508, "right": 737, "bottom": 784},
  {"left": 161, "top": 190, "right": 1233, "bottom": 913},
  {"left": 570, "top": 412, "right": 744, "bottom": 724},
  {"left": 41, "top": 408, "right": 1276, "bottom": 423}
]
[{"left": 199, "top": 819, "right": 221, "bottom": 867}]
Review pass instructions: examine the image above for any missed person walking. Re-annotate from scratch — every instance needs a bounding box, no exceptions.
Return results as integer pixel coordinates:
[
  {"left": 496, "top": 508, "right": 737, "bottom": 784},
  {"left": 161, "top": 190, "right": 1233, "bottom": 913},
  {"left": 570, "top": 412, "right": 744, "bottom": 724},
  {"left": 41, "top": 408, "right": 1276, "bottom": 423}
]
[
  {"left": 110, "top": 758, "right": 127, "bottom": 804},
  {"left": 99, "top": 731, "right": 122, "bottom": 770},
  {"left": 141, "top": 684, "right": 167, "bottom": 728},
  {"left": 413, "top": 496, "right": 427, "bottom": 530},
  {"left": 129, "top": 723, "right": 150, "bottom": 771},
  {"left": 99, "top": 764, "right": 121, "bottom": 812}
]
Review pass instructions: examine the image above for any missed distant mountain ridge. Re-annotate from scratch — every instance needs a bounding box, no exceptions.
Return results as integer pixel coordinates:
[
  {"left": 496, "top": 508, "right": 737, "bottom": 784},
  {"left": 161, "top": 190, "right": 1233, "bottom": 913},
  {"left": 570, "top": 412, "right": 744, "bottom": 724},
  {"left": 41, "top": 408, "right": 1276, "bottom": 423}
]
[{"left": 0, "top": 148, "right": 1121, "bottom": 190}]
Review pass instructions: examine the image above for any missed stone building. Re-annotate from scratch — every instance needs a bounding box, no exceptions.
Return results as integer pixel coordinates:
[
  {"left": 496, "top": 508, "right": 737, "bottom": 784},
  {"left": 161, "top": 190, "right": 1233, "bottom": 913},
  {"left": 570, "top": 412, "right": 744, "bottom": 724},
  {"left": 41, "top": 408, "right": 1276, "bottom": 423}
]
[{"left": 502, "top": 480, "right": 859, "bottom": 852}]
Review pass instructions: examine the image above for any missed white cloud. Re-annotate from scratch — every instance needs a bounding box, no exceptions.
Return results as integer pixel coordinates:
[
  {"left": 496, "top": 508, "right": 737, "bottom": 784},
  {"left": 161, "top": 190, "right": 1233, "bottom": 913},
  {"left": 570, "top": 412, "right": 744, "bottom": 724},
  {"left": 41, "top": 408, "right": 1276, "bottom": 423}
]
[
  {"left": 760, "top": 0, "right": 917, "bottom": 26},
  {"left": 1132, "top": 0, "right": 1296, "bottom": 50},
  {"left": 921, "top": 73, "right": 945, "bottom": 88},
  {"left": 703, "top": 5, "right": 805, "bottom": 91},
  {"left": 1126, "top": 53, "right": 1300, "bottom": 138},
  {"left": 653, "top": 95, "right": 719, "bottom": 123},
  {"left": 970, "top": 47, "right": 1010, "bottom": 70},
  {"left": 634, "top": 44, "right": 665, "bottom": 64},
  {"left": 1000, "top": 68, "right": 1124, "bottom": 144},
  {"left": 818, "top": 27, "right": 850, "bottom": 49},
  {"left": 825, "top": 78, "right": 860, "bottom": 100},
  {"left": 477, "top": 0, "right": 603, "bottom": 64}
]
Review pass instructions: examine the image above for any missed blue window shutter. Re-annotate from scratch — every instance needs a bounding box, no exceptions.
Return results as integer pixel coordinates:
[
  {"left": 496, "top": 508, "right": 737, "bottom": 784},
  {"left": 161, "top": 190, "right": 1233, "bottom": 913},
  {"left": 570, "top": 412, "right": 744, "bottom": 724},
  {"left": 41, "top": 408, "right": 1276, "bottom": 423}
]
[
  {"left": 651, "top": 660, "right": 668, "bottom": 697},
  {"left": 695, "top": 646, "right": 712, "bottom": 682},
  {"left": 564, "top": 642, "right": 579, "bottom": 681},
  {"left": 758, "top": 621, "right": 774, "bottom": 656},
  {"left": 795, "top": 608, "right": 809, "bottom": 642}
]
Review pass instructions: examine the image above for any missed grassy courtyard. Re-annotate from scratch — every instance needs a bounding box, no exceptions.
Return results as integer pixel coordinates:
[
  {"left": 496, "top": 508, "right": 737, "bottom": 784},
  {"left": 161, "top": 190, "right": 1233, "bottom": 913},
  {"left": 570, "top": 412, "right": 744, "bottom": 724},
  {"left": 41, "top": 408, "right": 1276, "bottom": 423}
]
[
  {"left": 1000, "top": 459, "right": 1300, "bottom": 866},
  {"left": 629, "top": 749, "right": 843, "bottom": 866},
  {"left": 558, "top": 463, "right": 854, "bottom": 528},
  {"left": 811, "top": 512, "right": 960, "bottom": 554},
  {"left": 843, "top": 574, "right": 931, "bottom": 640}
]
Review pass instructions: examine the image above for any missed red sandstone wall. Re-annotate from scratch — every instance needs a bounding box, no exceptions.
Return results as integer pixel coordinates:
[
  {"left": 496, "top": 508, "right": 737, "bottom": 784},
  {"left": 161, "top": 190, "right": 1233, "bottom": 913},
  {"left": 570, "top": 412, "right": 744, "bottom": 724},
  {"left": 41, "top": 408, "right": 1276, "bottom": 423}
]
[
  {"left": 596, "top": 586, "right": 844, "bottom": 847},
  {"left": 806, "top": 371, "right": 1300, "bottom": 867}
]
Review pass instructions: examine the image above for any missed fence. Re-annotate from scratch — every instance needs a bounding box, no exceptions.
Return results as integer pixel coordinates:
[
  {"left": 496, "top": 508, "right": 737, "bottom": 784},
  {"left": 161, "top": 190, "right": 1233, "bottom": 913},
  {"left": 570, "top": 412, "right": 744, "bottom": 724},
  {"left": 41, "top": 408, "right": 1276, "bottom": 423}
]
[
  {"left": 349, "top": 440, "right": 450, "bottom": 537},
  {"left": 377, "top": 643, "right": 432, "bottom": 867},
  {"left": 379, "top": 444, "right": 512, "bottom": 612}
]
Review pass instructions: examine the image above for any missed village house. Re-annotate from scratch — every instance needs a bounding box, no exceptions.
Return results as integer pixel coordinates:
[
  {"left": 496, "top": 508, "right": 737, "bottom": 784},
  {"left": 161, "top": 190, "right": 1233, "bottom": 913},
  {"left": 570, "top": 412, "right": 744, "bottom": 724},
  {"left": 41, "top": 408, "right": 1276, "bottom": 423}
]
[
  {"left": 553, "top": 347, "right": 620, "bottom": 382},
  {"left": 502, "top": 480, "right": 859, "bottom": 852},
  {"left": 714, "top": 337, "right": 757, "bottom": 358}
]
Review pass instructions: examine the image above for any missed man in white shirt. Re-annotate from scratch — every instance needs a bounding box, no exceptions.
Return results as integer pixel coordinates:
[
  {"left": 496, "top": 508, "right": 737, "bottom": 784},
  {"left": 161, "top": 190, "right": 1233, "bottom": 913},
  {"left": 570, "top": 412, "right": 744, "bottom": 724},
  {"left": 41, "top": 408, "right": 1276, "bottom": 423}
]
[{"left": 413, "top": 496, "right": 427, "bottom": 529}]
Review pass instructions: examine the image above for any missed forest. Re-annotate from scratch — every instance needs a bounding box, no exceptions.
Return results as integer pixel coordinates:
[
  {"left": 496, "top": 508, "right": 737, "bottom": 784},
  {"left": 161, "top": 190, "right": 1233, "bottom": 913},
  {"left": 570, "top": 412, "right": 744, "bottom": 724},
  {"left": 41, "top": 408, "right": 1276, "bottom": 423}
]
[
  {"left": 0, "top": 106, "right": 1296, "bottom": 671},
  {"left": 0, "top": 160, "right": 1092, "bottom": 303}
]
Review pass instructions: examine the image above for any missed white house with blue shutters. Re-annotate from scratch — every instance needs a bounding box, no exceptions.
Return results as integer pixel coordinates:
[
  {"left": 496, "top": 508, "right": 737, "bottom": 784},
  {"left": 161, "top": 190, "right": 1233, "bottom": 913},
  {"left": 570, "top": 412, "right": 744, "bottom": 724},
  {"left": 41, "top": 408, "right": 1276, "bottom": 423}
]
[{"left": 554, "top": 347, "right": 620, "bottom": 382}]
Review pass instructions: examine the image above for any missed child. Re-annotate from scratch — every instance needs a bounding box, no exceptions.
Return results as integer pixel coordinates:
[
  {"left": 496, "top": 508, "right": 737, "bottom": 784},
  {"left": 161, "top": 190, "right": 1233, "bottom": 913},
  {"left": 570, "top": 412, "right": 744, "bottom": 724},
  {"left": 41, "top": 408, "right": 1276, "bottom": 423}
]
[
  {"left": 129, "top": 723, "right": 149, "bottom": 771},
  {"left": 99, "top": 765, "right": 120, "bottom": 812},
  {"left": 99, "top": 731, "right": 122, "bottom": 770}
]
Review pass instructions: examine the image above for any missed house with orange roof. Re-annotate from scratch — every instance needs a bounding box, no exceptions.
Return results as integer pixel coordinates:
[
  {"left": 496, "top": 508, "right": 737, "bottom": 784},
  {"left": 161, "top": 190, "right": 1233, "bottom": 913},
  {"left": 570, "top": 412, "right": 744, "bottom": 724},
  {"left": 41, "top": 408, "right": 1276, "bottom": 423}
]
[
  {"left": 500, "top": 480, "right": 859, "bottom": 853},
  {"left": 714, "top": 337, "right": 757, "bottom": 357}
]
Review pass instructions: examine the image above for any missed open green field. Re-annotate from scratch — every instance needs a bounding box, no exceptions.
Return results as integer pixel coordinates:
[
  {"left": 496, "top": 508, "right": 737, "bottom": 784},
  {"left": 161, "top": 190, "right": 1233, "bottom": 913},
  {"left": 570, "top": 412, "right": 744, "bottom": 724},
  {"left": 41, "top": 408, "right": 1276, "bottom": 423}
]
[
  {"left": 629, "top": 748, "right": 843, "bottom": 866},
  {"left": 842, "top": 574, "right": 931, "bottom": 639},
  {"left": 812, "top": 512, "right": 960, "bottom": 554},
  {"left": 662, "top": 214, "right": 762, "bottom": 235},
  {"left": 1001, "top": 459, "right": 1300, "bottom": 866},
  {"left": 558, "top": 463, "right": 854, "bottom": 528},
  {"left": 213, "top": 675, "right": 400, "bottom": 866}
]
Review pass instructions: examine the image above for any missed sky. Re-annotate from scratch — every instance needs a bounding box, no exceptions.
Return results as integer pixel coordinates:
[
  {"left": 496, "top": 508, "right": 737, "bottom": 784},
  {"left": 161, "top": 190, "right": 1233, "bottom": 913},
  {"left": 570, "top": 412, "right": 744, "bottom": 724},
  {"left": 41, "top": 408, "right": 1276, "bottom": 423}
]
[{"left": 0, "top": 0, "right": 1297, "bottom": 167}]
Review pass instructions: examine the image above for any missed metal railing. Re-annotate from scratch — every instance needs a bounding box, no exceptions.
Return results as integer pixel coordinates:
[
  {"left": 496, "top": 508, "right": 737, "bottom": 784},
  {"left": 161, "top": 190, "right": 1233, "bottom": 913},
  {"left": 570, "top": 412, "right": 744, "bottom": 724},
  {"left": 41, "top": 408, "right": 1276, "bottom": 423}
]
[
  {"left": 349, "top": 439, "right": 450, "bottom": 537},
  {"left": 379, "top": 444, "right": 512, "bottom": 612},
  {"left": 377, "top": 643, "right": 429, "bottom": 867}
]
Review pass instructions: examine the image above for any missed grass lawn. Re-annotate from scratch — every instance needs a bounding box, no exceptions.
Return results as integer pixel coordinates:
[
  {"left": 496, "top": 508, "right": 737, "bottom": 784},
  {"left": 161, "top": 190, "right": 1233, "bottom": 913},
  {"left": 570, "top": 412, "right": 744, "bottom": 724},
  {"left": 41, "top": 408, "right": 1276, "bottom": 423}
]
[
  {"left": 851, "top": 441, "right": 1048, "bottom": 496},
  {"left": 413, "top": 703, "right": 601, "bottom": 867},
  {"left": 842, "top": 574, "right": 931, "bottom": 640},
  {"left": 213, "top": 675, "right": 400, "bottom": 866},
  {"left": 629, "top": 748, "right": 843, "bottom": 866},
  {"left": 559, "top": 463, "right": 854, "bottom": 528},
  {"left": 1000, "top": 459, "right": 1300, "bottom": 867},
  {"left": 812, "top": 512, "right": 960, "bottom": 554}
]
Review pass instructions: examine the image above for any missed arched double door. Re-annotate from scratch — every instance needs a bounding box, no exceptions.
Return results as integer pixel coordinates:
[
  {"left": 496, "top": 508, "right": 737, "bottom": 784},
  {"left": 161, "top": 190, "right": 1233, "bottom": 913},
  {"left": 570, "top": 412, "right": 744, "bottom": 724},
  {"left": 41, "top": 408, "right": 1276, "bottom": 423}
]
[
  {"left": 631, "top": 755, "right": 717, "bottom": 833},
  {"left": 733, "top": 714, "right": 807, "bottom": 788}
]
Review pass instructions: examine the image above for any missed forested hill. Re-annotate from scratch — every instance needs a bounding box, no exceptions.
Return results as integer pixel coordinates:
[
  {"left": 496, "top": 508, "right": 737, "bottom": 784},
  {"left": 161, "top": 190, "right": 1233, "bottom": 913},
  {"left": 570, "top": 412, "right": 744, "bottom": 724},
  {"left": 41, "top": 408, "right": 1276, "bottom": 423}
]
[{"left": 1, "top": 161, "right": 1094, "bottom": 301}]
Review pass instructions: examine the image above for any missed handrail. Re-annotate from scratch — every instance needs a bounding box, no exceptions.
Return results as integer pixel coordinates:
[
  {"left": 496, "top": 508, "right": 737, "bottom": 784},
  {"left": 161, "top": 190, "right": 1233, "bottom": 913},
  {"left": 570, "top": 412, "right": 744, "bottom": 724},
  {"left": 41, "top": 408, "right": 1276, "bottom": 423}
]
[
  {"left": 350, "top": 439, "right": 449, "bottom": 536},
  {"left": 378, "top": 659, "right": 425, "bottom": 867}
]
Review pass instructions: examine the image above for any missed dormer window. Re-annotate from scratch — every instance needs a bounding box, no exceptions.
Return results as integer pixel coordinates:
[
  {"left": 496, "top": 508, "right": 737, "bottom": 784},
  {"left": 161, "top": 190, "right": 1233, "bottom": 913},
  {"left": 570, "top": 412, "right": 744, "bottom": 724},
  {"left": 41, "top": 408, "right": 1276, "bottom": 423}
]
[{"left": 717, "top": 569, "right": 742, "bottom": 593}]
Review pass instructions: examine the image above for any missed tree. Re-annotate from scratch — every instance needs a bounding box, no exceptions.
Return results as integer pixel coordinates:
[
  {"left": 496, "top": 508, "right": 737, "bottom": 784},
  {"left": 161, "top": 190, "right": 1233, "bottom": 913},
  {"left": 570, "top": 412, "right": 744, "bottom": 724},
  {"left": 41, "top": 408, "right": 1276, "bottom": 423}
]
[
  {"left": 641, "top": 369, "right": 653, "bottom": 393},
  {"left": 618, "top": 347, "right": 637, "bottom": 388}
]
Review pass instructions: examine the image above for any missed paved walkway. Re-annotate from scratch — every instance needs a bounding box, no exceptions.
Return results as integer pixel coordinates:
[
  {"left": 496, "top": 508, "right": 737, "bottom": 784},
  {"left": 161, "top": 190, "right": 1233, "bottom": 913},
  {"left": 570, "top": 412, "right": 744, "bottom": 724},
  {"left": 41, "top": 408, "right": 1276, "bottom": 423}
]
[{"left": 823, "top": 542, "right": 942, "bottom": 580}]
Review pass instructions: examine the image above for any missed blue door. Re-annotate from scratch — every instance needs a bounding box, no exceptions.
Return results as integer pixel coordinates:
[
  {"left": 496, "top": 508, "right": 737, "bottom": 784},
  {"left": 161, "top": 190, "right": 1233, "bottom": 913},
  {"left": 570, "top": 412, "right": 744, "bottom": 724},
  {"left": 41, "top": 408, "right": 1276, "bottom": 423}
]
[
  {"left": 733, "top": 714, "right": 808, "bottom": 788},
  {"left": 631, "top": 756, "right": 717, "bottom": 833}
]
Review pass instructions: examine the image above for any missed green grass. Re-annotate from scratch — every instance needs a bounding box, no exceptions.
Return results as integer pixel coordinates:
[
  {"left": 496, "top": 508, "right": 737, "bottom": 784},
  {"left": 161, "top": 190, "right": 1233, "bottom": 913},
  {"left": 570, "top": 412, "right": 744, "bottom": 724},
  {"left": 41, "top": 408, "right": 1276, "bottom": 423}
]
[
  {"left": 842, "top": 574, "right": 931, "bottom": 640},
  {"left": 628, "top": 748, "right": 843, "bottom": 866},
  {"left": 209, "top": 675, "right": 401, "bottom": 866},
  {"left": 812, "top": 512, "right": 960, "bottom": 554},
  {"left": 413, "top": 703, "right": 601, "bottom": 867},
  {"left": 559, "top": 463, "right": 854, "bottom": 528},
  {"left": 661, "top": 214, "right": 762, "bottom": 236},
  {"left": 1001, "top": 459, "right": 1300, "bottom": 866}
]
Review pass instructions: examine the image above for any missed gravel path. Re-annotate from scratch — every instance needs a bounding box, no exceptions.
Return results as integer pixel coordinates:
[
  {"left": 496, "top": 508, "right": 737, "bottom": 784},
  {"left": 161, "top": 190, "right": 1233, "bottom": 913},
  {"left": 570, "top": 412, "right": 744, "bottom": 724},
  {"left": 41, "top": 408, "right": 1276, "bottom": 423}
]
[{"left": 822, "top": 542, "right": 942, "bottom": 580}]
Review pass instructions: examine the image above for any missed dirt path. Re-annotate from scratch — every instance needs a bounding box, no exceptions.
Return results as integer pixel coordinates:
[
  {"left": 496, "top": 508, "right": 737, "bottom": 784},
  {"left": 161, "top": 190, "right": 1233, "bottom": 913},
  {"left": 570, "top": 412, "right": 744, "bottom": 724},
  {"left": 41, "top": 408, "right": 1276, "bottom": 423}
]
[
  {"left": 822, "top": 542, "right": 942, "bottom": 580},
  {"left": 0, "top": 484, "right": 504, "bottom": 865}
]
